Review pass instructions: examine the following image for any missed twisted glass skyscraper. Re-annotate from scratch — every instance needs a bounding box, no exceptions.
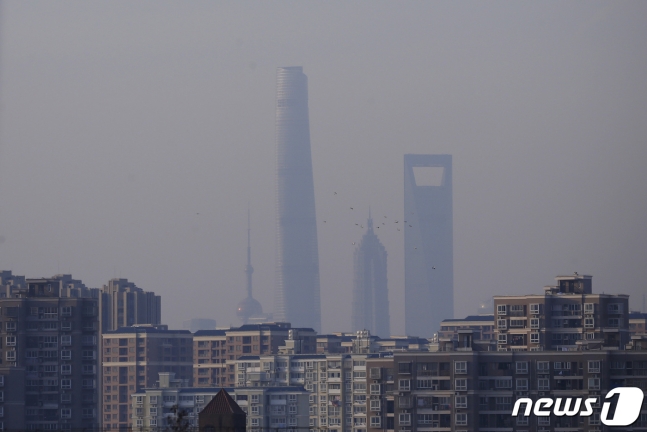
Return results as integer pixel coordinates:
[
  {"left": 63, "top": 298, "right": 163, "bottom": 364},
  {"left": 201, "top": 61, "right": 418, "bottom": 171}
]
[{"left": 274, "top": 67, "right": 321, "bottom": 332}]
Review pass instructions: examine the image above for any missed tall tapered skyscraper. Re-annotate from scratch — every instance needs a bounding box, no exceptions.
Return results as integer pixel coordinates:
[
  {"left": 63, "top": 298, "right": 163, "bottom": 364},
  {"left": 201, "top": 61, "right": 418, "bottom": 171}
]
[
  {"left": 274, "top": 67, "right": 321, "bottom": 332},
  {"left": 352, "top": 212, "right": 390, "bottom": 337},
  {"left": 404, "top": 154, "right": 453, "bottom": 337}
]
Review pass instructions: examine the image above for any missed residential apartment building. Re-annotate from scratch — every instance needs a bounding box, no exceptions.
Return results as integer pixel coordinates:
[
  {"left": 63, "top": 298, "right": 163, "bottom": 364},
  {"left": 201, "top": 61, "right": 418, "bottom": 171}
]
[
  {"left": 131, "top": 372, "right": 309, "bottom": 430},
  {"left": 98, "top": 278, "right": 161, "bottom": 333},
  {"left": 0, "top": 278, "right": 99, "bottom": 430},
  {"left": 102, "top": 326, "right": 193, "bottom": 430},
  {"left": 494, "top": 274, "right": 630, "bottom": 351},
  {"left": 193, "top": 323, "right": 317, "bottom": 388},
  {"left": 630, "top": 312, "right": 647, "bottom": 337},
  {"left": 366, "top": 340, "right": 647, "bottom": 432},
  {"left": 437, "top": 315, "right": 495, "bottom": 342},
  {"left": 233, "top": 351, "right": 390, "bottom": 432}
]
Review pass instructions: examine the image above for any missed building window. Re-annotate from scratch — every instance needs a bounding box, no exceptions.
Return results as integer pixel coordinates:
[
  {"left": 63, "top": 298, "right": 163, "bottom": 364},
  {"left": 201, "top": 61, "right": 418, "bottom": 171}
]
[
  {"left": 370, "top": 417, "right": 381, "bottom": 427},
  {"left": 537, "top": 361, "right": 549, "bottom": 372},
  {"left": 370, "top": 384, "right": 380, "bottom": 394},
  {"left": 584, "top": 317, "right": 595, "bottom": 328},
  {"left": 516, "top": 378, "right": 528, "bottom": 390},
  {"left": 584, "top": 303, "right": 594, "bottom": 314},
  {"left": 398, "top": 413, "right": 411, "bottom": 426},
  {"left": 455, "top": 395, "right": 467, "bottom": 408},
  {"left": 608, "top": 303, "right": 622, "bottom": 313},
  {"left": 455, "top": 379, "right": 467, "bottom": 391},
  {"left": 61, "top": 364, "right": 72, "bottom": 375},
  {"left": 497, "top": 334, "right": 507, "bottom": 344},
  {"left": 494, "top": 378, "right": 511, "bottom": 389},
  {"left": 530, "top": 333, "right": 539, "bottom": 344},
  {"left": 61, "top": 409, "right": 71, "bottom": 419},
  {"left": 5, "top": 337, "right": 15, "bottom": 347},
  {"left": 589, "top": 413, "right": 600, "bottom": 425},
  {"left": 398, "top": 379, "right": 410, "bottom": 391},
  {"left": 398, "top": 362, "right": 412, "bottom": 374},
  {"left": 455, "top": 413, "right": 467, "bottom": 426},
  {"left": 588, "top": 360, "right": 600, "bottom": 373},
  {"left": 516, "top": 362, "right": 528, "bottom": 374},
  {"left": 497, "top": 305, "right": 507, "bottom": 315},
  {"left": 497, "top": 319, "right": 507, "bottom": 330},
  {"left": 455, "top": 361, "right": 467, "bottom": 374},
  {"left": 530, "top": 318, "right": 539, "bottom": 329},
  {"left": 538, "top": 378, "right": 550, "bottom": 391},
  {"left": 608, "top": 318, "right": 620, "bottom": 327},
  {"left": 588, "top": 378, "right": 600, "bottom": 390},
  {"left": 530, "top": 304, "right": 540, "bottom": 314}
]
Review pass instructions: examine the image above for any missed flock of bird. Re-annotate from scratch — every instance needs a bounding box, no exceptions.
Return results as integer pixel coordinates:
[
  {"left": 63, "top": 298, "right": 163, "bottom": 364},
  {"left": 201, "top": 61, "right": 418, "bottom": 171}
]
[{"left": 322, "top": 190, "right": 421, "bottom": 249}]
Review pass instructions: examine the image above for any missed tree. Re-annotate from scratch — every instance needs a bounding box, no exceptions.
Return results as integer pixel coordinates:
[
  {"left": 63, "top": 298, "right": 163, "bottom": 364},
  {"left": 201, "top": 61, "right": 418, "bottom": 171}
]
[{"left": 167, "top": 404, "right": 191, "bottom": 432}]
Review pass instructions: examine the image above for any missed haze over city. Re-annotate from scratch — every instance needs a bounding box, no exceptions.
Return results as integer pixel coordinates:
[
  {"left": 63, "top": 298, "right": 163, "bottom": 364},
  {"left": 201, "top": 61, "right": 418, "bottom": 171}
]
[{"left": 0, "top": 1, "right": 646, "bottom": 334}]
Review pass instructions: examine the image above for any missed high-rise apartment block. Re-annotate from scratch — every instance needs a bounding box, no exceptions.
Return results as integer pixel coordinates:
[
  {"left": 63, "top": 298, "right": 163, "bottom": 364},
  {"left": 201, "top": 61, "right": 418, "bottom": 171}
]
[
  {"left": 274, "top": 66, "right": 322, "bottom": 332},
  {"left": 101, "top": 326, "right": 193, "bottom": 430},
  {"left": 494, "top": 274, "right": 631, "bottom": 351},
  {"left": 404, "top": 154, "right": 453, "bottom": 337},
  {"left": 131, "top": 372, "right": 309, "bottom": 431},
  {"left": 98, "top": 278, "right": 161, "bottom": 333},
  {"left": 438, "top": 315, "right": 495, "bottom": 342},
  {"left": 366, "top": 344, "right": 647, "bottom": 432},
  {"left": 352, "top": 214, "right": 390, "bottom": 337},
  {"left": 193, "top": 323, "right": 317, "bottom": 388},
  {"left": 234, "top": 352, "right": 381, "bottom": 432},
  {"left": 0, "top": 278, "right": 99, "bottom": 431}
]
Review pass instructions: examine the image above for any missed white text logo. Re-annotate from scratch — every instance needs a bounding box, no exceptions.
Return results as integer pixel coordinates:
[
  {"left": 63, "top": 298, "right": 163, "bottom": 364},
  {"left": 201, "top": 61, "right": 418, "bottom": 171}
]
[{"left": 512, "top": 387, "right": 644, "bottom": 427}]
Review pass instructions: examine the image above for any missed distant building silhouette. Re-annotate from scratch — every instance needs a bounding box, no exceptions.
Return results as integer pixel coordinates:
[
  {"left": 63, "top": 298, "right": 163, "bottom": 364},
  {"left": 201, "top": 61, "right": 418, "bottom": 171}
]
[
  {"left": 274, "top": 66, "right": 321, "bottom": 332},
  {"left": 183, "top": 318, "right": 217, "bottom": 332},
  {"left": 352, "top": 212, "right": 390, "bottom": 337},
  {"left": 98, "top": 277, "right": 161, "bottom": 333},
  {"left": 404, "top": 154, "right": 454, "bottom": 337},
  {"left": 237, "top": 212, "right": 263, "bottom": 324}
]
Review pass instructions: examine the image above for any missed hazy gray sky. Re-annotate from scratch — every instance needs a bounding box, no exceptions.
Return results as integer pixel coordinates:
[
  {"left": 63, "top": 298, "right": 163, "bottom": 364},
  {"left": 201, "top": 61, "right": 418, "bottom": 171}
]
[{"left": 1, "top": 1, "right": 646, "bottom": 335}]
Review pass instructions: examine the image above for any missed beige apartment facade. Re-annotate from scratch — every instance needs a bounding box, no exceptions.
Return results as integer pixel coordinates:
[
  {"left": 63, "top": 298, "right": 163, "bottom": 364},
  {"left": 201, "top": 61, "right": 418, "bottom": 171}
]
[
  {"left": 101, "top": 326, "right": 193, "bottom": 430},
  {"left": 494, "top": 275, "right": 630, "bottom": 351},
  {"left": 193, "top": 323, "right": 317, "bottom": 388}
]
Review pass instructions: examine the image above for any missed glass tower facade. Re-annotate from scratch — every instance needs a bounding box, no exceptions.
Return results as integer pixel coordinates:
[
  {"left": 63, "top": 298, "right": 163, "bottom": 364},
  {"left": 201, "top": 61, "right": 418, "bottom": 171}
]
[
  {"left": 404, "top": 154, "right": 454, "bottom": 337},
  {"left": 274, "top": 67, "right": 321, "bottom": 332}
]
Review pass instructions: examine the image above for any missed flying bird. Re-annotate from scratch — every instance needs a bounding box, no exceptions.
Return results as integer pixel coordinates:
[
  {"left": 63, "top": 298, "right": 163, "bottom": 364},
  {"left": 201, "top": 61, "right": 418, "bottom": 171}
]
[{"left": 350, "top": 207, "right": 354, "bottom": 210}]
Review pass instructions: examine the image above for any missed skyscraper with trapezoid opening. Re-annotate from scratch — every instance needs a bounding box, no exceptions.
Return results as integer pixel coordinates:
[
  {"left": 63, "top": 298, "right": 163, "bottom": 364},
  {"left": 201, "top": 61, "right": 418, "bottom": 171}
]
[
  {"left": 274, "top": 66, "right": 321, "bottom": 332},
  {"left": 404, "top": 154, "right": 453, "bottom": 337}
]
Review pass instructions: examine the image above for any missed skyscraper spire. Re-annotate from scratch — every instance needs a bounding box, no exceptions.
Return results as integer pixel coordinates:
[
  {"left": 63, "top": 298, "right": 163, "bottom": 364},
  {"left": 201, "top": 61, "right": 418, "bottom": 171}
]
[
  {"left": 237, "top": 211, "right": 263, "bottom": 324},
  {"left": 352, "top": 209, "right": 389, "bottom": 336},
  {"left": 245, "top": 209, "right": 253, "bottom": 298}
]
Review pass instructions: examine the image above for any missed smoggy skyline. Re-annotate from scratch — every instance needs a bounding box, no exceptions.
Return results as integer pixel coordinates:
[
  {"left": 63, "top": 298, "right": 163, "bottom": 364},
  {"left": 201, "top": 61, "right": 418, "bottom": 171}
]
[{"left": 0, "top": 2, "right": 646, "bottom": 335}]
